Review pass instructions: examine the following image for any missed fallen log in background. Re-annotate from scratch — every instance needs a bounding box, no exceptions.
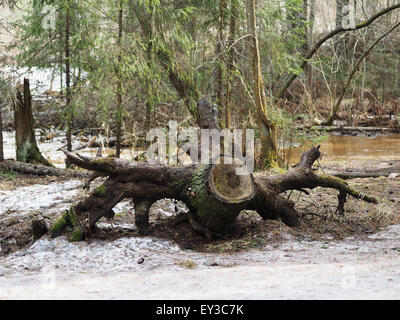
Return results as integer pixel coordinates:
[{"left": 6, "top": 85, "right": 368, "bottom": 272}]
[
  {"left": 50, "top": 146, "right": 378, "bottom": 241},
  {"left": 73, "top": 135, "right": 135, "bottom": 151},
  {"left": 321, "top": 161, "right": 400, "bottom": 179},
  {"left": 298, "top": 125, "right": 399, "bottom": 135},
  {"left": 0, "top": 159, "right": 88, "bottom": 178}
]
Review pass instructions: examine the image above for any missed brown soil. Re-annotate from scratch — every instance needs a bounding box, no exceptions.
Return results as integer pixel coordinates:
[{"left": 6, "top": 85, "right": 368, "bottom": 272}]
[{"left": 0, "top": 172, "right": 84, "bottom": 255}]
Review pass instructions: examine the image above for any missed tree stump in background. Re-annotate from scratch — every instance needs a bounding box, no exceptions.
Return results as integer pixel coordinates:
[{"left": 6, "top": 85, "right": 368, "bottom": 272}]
[{"left": 13, "top": 78, "right": 51, "bottom": 166}]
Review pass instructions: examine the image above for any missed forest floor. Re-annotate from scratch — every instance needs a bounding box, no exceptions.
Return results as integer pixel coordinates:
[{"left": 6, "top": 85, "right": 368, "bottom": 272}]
[{"left": 1, "top": 155, "right": 400, "bottom": 299}]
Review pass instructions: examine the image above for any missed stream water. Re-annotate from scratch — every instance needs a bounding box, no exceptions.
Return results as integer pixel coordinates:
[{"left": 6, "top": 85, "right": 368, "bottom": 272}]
[
  {"left": 318, "top": 134, "right": 400, "bottom": 161},
  {"left": 286, "top": 133, "right": 400, "bottom": 164}
]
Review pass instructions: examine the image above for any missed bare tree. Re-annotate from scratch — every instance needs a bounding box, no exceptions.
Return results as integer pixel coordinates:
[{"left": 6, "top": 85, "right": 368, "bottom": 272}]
[
  {"left": 278, "top": 2, "right": 400, "bottom": 99},
  {"left": 247, "top": 0, "right": 278, "bottom": 167}
]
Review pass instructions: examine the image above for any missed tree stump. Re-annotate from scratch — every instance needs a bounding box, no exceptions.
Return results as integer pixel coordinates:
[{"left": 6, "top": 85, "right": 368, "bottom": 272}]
[{"left": 13, "top": 79, "right": 51, "bottom": 166}]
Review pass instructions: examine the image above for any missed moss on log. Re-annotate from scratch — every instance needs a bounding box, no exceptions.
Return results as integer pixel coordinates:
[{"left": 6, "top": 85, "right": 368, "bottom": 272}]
[
  {"left": 50, "top": 211, "right": 70, "bottom": 238},
  {"left": 50, "top": 207, "right": 85, "bottom": 242}
]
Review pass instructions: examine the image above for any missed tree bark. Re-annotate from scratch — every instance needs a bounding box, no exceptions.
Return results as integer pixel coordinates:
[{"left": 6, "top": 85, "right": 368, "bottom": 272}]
[
  {"left": 65, "top": 3, "right": 72, "bottom": 153},
  {"left": 335, "top": 0, "right": 351, "bottom": 59},
  {"left": 144, "top": 0, "right": 155, "bottom": 134},
  {"left": 216, "top": 0, "right": 227, "bottom": 120},
  {"left": 116, "top": 0, "right": 124, "bottom": 158},
  {"left": 0, "top": 103, "right": 3, "bottom": 162},
  {"left": 326, "top": 167, "right": 400, "bottom": 180},
  {"left": 247, "top": 0, "right": 279, "bottom": 168},
  {"left": 306, "top": 0, "right": 316, "bottom": 94},
  {"left": 225, "top": 0, "right": 238, "bottom": 129},
  {"left": 51, "top": 145, "right": 377, "bottom": 241},
  {"left": 13, "top": 79, "right": 51, "bottom": 166}
]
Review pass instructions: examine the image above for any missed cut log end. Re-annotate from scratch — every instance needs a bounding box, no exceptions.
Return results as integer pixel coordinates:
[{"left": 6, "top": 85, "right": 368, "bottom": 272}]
[{"left": 207, "top": 156, "right": 256, "bottom": 204}]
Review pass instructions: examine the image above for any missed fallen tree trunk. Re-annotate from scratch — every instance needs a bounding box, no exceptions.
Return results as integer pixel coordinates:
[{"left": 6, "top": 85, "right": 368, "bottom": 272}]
[
  {"left": 50, "top": 145, "right": 377, "bottom": 241},
  {"left": 302, "top": 126, "right": 399, "bottom": 134},
  {"left": 319, "top": 161, "right": 400, "bottom": 180},
  {"left": 324, "top": 167, "right": 400, "bottom": 180},
  {"left": 73, "top": 135, "right": 135, "bottom": 151},
  {"left": 0, "top": 159, "right": 88, "bottom": 178}
]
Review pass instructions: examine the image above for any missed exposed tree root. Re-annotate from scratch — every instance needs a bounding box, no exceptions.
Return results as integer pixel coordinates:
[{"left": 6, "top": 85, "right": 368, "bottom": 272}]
[{"left": 48, "top": 145, "right": 378, "bottom": 241}]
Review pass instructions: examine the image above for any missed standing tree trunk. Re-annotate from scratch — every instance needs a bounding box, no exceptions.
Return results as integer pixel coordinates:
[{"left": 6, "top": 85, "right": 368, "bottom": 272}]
[
  {"left": 225, "top": 0, "right": 238, "bottom": 129},
  {"left": 335, "top": 0, "right": 351, "bottom": 60},
  {"left": 144, "top": 0, "right": 155, "bottom": 134},
  {"left": 307, "top": 0, "right": 316, "bottom": 95},
  {"left": 65, "top": 4, "right": 73, "bottom": 153},
  {"left": 286, "top": 0, "right": 308, "bottom": 55},
  {"left": 116, "top": 0, "right": 124, "bottom": 158},
  {"left": 131, "top": 0, "right": 201, "bottom": 122},
  {"left": 13, "top": 79, "right": 51, "bottom": 166},
  {"left": 0, "top": 103, "right": 3, "bottom": 162},
  {"left": 216, "top": 0, "right": 227, "bottom": 123},
  {"left": 247, "top": 0, "right": 279, "bottom": 168}
]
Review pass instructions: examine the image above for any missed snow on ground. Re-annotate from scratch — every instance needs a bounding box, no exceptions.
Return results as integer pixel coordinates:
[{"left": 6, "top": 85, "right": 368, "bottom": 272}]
[
  {"left": 0, "top": 178, "right": 400, "bottom": 300},
  {"left": 0, "top": 180, "right": 82, "bottom": 219},
  {"left": 2, "top": 131, "right": 74, "bottom": 168},
  {"left": 0, "top": 177, "right": 135, "bottom": 228},
  {"left": 1, "top": 66, "right": 78, "bottom": 94},
  {"left": 1, "top": 132, "right": 400, "bottom": 299},
  {"left": 2, "top": 131, "right": 137, "bottom": 168},
  {"left": 0, "top": 225, "right": 400, "bottom": 299}
]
